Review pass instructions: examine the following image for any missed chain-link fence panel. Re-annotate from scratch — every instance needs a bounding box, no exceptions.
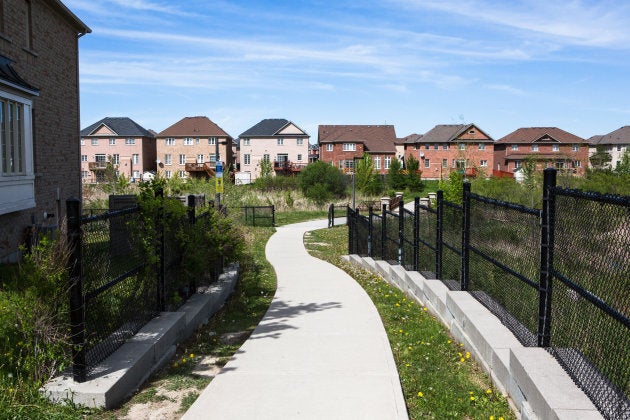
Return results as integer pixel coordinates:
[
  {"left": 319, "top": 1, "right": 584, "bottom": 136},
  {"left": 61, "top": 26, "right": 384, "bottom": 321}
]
[
  {"left": 401, "top": 207, "right": 416, "bottom": 271},
  {"left": 384, "top": 210, "right": 400, "bottom": 264},
  {"left": 441, "top": 200, "right": 462, "bottom": 290},
  {"left": 417, "top": 204, "right": 437, "bottom": 277}
]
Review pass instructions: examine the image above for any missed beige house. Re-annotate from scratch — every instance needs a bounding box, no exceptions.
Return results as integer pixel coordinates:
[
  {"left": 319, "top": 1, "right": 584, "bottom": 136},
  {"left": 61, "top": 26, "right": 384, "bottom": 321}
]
[
  {"left": 0, "top": 0, "right": 90, "bottom": 262},
  {"left": 80, "top": 117, "right": 156, "bottom": 183},
  {"left": 156, "top": 116, "right": 233, "bottom": 179},
  {"left": 588, "top": 126, "right": 630, "bottom": 170},
  {"left": 238, "top": 119, "right": 309, "bottom": 181}
]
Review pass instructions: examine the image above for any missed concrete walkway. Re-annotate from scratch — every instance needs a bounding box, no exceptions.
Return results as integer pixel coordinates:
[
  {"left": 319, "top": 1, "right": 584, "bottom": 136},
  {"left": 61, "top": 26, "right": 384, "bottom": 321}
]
[{"left": 183, "top": 219, "right": 408, "bottom": 420}]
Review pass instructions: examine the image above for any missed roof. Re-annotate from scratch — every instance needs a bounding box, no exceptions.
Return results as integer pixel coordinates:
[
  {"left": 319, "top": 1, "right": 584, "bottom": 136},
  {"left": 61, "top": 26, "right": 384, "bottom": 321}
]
[
  {"left": 48, "top": 0, "right": 91, "bottom": 35},
  {"left": 157, "top": 116, "right": 232, "bottom": 138},
  {"left": 81, "top": 117, "right": 154, "bottom": 137},
  {"left": 503, "top": 154, "right": 580, "bottom": 160},
  {"left": 239, "top": 118, "right": 307, "bottom": 137},
  {"left": 420, "top": 124, "right": 494, "bottom": 143},
  {"left": 497, "top": 127, "right": 584, "bottom": 144},
  {"left": 318, "top": 125, "right": 397, "bottom": 153},
  {"left": 587, "top": 126, "right": 630, "bottom": 145},
  {"left": 0, "top": 55, "right": 39, "bottom": 96},
  {"left": 401, "top": 133, "right": 423, "bottom": 145}
]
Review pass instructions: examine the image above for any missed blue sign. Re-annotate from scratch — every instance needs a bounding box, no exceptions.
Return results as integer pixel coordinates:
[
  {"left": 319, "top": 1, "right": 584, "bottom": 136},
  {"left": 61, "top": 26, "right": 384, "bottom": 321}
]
[{"left": 216, "top": 162, "right": 223, "bottom": 177}]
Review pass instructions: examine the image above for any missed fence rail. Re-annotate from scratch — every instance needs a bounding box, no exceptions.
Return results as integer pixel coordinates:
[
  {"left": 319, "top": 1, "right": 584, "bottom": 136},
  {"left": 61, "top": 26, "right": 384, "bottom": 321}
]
[
  {"left": 347, "top": 168, "right": 630, "bottom": 419},
  {"left": 232, "top": 205, "right": 275, "bottom": 227}
]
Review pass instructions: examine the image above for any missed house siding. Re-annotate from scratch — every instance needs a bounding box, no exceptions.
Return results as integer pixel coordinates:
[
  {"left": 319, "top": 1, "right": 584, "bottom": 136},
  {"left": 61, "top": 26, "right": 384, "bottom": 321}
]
[
  {"left": 0, "top": 0, "right": 86, "bottom": 261},
  {"left": 156, "top": 135, "right": 233, "bottom": 178},
  {"left": 240, "top": 136, "right": 309, "bottom": 180}
]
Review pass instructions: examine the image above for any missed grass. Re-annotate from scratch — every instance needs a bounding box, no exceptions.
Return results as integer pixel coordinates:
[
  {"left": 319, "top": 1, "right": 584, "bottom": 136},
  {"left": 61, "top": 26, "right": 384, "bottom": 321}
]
[{"left": 304, "top": 225, "right": 516, "bottom": 420}]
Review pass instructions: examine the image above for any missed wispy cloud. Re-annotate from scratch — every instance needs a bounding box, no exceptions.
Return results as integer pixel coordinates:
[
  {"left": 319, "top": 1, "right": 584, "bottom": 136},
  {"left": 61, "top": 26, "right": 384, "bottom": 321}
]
[{"left": 484, "top": 84, "right": 528, "bottom": 96}]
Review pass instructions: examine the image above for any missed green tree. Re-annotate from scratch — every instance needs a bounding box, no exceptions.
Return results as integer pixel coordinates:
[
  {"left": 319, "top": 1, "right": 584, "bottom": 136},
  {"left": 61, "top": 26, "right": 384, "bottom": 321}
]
[
  {"left": 589, "top": 146, "right": 612, "bottom": 170},
  {"left": 259, "top": 158, "right": 273, "bottom": 179},
  {"left": 439, "top": 170, "right": 464, "bottom": 203},
  {"left": 298, "top": 161, "right": 346, "bottom": 204},
  {"left": 405, "top": 155, "right": 423, "bottom": 192},
  {"left": 355, "top": 153, "right": 381, "bottom": 195},
  {"left": 614, "top": 149, "right": 630, "bottom": 175},
  {"left": 388, "top": 157, "right": 406, "bottom": 190}
]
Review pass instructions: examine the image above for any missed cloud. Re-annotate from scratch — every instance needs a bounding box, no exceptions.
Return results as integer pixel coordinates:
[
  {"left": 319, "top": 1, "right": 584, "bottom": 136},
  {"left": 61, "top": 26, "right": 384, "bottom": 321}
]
[{"left": 484, "top": 84, "right": 528, "bottom": 96}]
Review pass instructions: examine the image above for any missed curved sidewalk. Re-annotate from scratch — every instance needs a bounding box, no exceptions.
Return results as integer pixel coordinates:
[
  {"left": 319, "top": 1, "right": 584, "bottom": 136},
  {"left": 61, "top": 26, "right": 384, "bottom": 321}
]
[{"left": 183, "top": 219, "right": 408, "bottom": 420}]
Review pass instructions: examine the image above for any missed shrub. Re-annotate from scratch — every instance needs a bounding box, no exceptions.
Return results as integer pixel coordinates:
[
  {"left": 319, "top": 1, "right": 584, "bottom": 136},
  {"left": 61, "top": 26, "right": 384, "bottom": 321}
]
[
  {"left": 356, "top": 153, "right": 382, "bottom": 195},
  {"left": 387, "top": 158, "right": 406, "bottom": 190},
  {"left": 405, "top": 155, "right": 424, "bottom": 192},
  {"left": 298, "top": 161, "right": 346, "bottom": 204}
]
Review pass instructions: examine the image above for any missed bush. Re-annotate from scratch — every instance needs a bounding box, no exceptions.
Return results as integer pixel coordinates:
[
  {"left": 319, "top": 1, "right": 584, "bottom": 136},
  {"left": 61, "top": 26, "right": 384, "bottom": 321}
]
[
  {"left": 387, "top": 158, "right": 406, "bottom": 190},
  {"left": 298, "top": 161, "right": 346, "bottom": 204}
]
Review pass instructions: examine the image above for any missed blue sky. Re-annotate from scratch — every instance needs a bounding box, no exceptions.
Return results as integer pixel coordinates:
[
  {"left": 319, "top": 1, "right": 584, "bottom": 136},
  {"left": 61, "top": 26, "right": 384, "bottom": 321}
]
[{"left": 66, "top": 0, "right": 630, "bottom": 141}]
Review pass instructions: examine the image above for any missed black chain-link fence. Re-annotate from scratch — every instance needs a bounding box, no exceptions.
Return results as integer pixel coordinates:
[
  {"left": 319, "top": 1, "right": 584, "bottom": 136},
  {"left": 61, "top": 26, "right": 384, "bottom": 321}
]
[
  {"left": 346, "top": 169, "right": 630, "bottom": 419},
  {"left": 233, "top": 205, "right": 275, "bottom": 227},
  {"left": 400, "top": 206, "right": 416, "bottom": 271}
]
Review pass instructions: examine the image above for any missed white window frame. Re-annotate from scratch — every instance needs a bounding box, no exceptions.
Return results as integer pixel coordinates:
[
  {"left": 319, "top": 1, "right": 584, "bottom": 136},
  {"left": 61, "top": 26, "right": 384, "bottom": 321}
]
[
  {"left": 326, "top": 144, "right": 333, "bottom": 152},
  {"left": 183, "top": 137, "right": 193, "bottom": 146},
  {"left": 458, "top": 143, "right": 465, "bottom": 151},
  {"left": 244, "top": 154, "right": 251, "bottom": 165},
  {"left": 132, "top": 154, "right": 139, "bottom": 164},
  {"left": 165, "top": 138, "right": 175, "bottom": 146},
  {"left": 552, "top": 144, "right": 559, "bottom": 152},
  {"left": 91, "top": 138, "right": 98, "bottom": 146},
  {"left": 343, "top": 143, "right": 356, "bottom": 151},
  {"left": 81, "top": 154, "right": 88, "bottom": 162},
  {"left": 109, "top": 138, "right": 116, "bottom": 145},
  {"left": 241, "top": 138, "right": 249, "bottom": 146},
  {"left": 511, "top": 144, "right": 518, "bottom": 151},
  {"left": 374, "top": 156, "right": 381, "bottom": 170},
  {"left": 0, "top": 91, "right": 35, "bottom": 215},
  {"left": 263, "top": 154, "right": 270, "bottom": 162},
  {"left": 478, "top": 143, "right": 485, "bottom": 150},
  {"left": 442, "top": 159, "right": 448, "bottom": 168},
  {"left": 133, "top": 170, "right": 140, "bottom": 178},
  {"left": 297, "top": 138, "right": 303, "bottom": 145},
  {"left": 384, "top": 156, "right": 391, "bottom": 169},
  {"left": 442, "top": 144, "right": 448, "bottom": 150},
  {"left": 178, "top": 170, "right": 187, "bottom": 178},
  {"left": 179, "top": 154, "right": 186, "bottom": 165},
  {"left": 164, "top": 154, "right": 172, "bottom": 165},
  {"left": 480, "top": 159, "right": 488, "bottom": 167},
  {"left": 209, "top": 137, "right": 217, "bottom": 145},
  {"left": 532, "top": 144, "right": 539, "bottom": 152},
  {"left": 297, "top": 154, "right": 302, "bottom": 161},
  {"left": 165, "top": 170, "right": 172, "bottom": 179},
  {"left": 197, "top": 154, "right": 204, "bottom": 163},
  {"left": 424, "top": 158, "right": 430, "bottom": 168},
  {"left": 572, "top": 144, "right": 579, "bottom": 152},
  {"left": 574, "top": 160, "right": 582, "bottom": 168},
  {"left": 277, "top": 137, "right": 284, "bottom": 145},
  {"left": 112, "top": 154, "right": 120, "bottom": 165},
  {"left": 125, "top": 138, "right": 135, "bottom": 145}
]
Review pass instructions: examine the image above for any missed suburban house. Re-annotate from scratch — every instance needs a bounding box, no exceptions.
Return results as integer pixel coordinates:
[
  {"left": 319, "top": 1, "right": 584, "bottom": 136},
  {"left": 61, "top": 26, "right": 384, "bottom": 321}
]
[
  {"left": 308, "top": 143, "right": 319, "bottom": 163},
  {"left": 494, "top": 127, "right": 588, "bottom": 175},
  {"left": 0, "top": 0, "right": 89, "bottom": 262},
  {"left": 80, "top": 117, "right": 156, "bottom": 183},
  {"left": 403, "top": 124, "right": 495, "bottom": 179},
  {"left": 238, "top": 118, "right": 309, "bottom": 182},
  {"left": 156, "top": 116, "right": 233, "bottom": 180},
  {"left": 587, "top": 126, "right": 630, "bottom": 170},
  {"left": 318, "top": 125, "right": 397, "bottom": 174}
]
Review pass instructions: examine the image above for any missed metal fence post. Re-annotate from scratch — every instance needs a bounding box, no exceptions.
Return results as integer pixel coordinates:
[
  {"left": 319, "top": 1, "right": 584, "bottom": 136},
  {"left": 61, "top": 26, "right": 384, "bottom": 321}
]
[
  {"left": 412, "top": 197, "right": 419, "bottom": 271},
  {"left": 347, "top": 206, "right": 353, "bottom": 255},
  {"left": 381, "top": 204, "right": 387, "bottom": 260},
  {"left": 67, "top": 198, "right": 86, "bottom": 382},
  {"left": 538, "top": 168, "right": 557, "bottom": 347},
  {"left": 156, "top": 187, "right": 165, "bottom": 312},
  {"left": 461, "top": 182, "right": 471, "bottom": 291},
  {"left": 398, "top": 199, "right": 404, "bottom": 265},
  {"left": 436, "top": 190, "right": 443, "bottom": 279},
  {"left": 368, "top": 206, "right": 373, "bottom": 258},
  {"left": 272, "top": 205, "right": 275, "bottom": 227},
  {"left": 187, "top": 194, "right": 196, "bottom": 224},
  {"left": 328, "top": 203, "right": 334, "bottom": 228}
]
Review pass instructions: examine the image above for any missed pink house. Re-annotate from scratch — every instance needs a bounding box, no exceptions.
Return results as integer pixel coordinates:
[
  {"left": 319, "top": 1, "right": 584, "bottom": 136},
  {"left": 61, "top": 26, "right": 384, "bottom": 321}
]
[{"left": 80, "top": 117, "right": 156, "bottom": 183}]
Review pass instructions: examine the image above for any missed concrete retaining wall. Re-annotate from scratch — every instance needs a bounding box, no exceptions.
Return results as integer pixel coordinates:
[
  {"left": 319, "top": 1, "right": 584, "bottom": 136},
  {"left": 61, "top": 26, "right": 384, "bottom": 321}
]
[
  {"left": 344, "top": 255, "right": 603, "bottom": 420},
  {"left": 42, "top": 263, "right": 239, "bottom": 409}
]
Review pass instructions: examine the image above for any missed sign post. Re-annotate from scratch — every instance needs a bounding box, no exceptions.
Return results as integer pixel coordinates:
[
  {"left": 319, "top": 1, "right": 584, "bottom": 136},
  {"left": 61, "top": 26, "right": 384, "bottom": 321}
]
[{"left": 215, "top": 161, "right": 223, "bottom": 207}]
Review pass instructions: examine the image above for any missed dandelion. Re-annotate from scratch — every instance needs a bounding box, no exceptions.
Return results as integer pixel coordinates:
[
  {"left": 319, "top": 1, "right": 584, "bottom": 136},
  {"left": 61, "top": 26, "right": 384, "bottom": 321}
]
[
  {"left": 486, "top": 389, "right": 493, "bottom": 394},
  {"left": 470, "top": 396, "right": 476, "bottom": 401},
  {"left": 395, "top": 303, "right": 400, "bottom": 307},
  {"left": 182, "top": 358, "right": 187, "bottom": 363},
  {"left": 189, "top": 353, "right": 195, "bottom": 358},
  {"left": 490, "top": 416, "right": 495, "bottom": 420},
  {"left": 447, "top": 340, "right": 451, "bottom": 344},
  {"left": 422, "top": 307, "right": 427, "bottom": 311},
  {"left": 405, "top": 363, "right": 410, "bottom": 367},
  {"left": 460, "top": 357, "right": 465, "bottom": 362},
  {"left": 399, "top": 329, "right": 403, "bottom": 333},
  {"left": 469, "top": 391, "right": 474, "bottom": 395},
  {"left": 417, "top": 391, "right": 424, "bottom": 397},
  {"left": 459, "top": 343, "right": 464, "bottom": 347},
  {"left": 465, "top": 352, "right": 471, "bottom": 359}
]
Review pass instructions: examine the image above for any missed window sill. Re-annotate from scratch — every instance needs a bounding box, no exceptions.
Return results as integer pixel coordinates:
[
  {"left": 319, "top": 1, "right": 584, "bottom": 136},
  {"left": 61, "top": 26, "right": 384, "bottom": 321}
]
[
  {"left": 22, "top": 47, "right": 38, "bottom": 58},
  {"left": 0, "top": 176, "right": 36, "bottom": 216}
]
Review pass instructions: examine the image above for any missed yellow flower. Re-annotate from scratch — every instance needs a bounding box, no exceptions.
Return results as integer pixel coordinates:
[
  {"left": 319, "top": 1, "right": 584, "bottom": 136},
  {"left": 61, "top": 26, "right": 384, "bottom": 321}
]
[
  {"left": 189, "top": 353, "right": 195, "bottom": 358},
  {"left": 469, "top": 391, "right": 474, "bottom": 395},
  {"left": 422, "top": 307, "right": 427, "bottom": 311},
  {"left": 486, "top": 389, "right": 492, "bottom": 394},
  {"left": 399, "top": 329, "right": 403, "bottom": 333},
  {"left": 173, "top": 362, "right": 178, "bottom": 368},
  {"left": 395, "top": 303, "right": 400, "bottom": 307},
  {"left": 459, "top": 343, "right": 464, "bottom": 347},
  {"left": 490, "top": 416, "right": 495, "bottom": 420},
  {"left": 465, "top": 352, "right": 471, "bottom": 359},
  {"left": 499, "top": 417, "right": 504, "bottom": 420},
  {"left": 470, "top": 396, "right": 476, "bottom": 401},
  {"left": 447, "top": 340, "right": 451, "bottom": 344},
  {"left": 417, "top": 391, "right": 424, "bottom": 397},
  {"left": 182, "top": 358, "right": 187, "bottom": 363},
  {"left": 460, "top": 357, "right": 465, "bottom": 362}
]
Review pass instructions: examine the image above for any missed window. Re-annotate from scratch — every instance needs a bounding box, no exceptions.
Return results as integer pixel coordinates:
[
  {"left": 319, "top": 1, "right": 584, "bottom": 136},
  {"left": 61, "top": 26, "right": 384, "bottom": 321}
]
[
  {"left": 165, "top": 170, "right": 172, "bottom": 179},
  {"left": 195, "top": 138, "right": 200, "bottom": 144},
  {"left": 109, "top": 138, "right": 116, "bottom": 145},
  {"left": 532, "top": 144, "right": 539, "bottom": 152},
  {"left": 263, "top": 154, "right": 270, "bottom": 162},
  {"left": 326, "top": 144, "right": 333, "bottom": 152},
  {"left": 178, "top": 170, "right": 186, "bottom": 178},
  {"left": 511, "top": 144, "right": 518, "bottom": 151},
  {"left": 133, "top": 170, "right": 139, "bottom": 179},
  {"left": 552, "top": 144, "right": 559, "bottom": 152},
  {"left": 132, "top": 154, "right": 139, "bottom": 164},
  {"left": 297, "top": 138, "right": 303, "bottom": 145},
  {"left": 197, "top": 154, "right": 204, "bottom": 163},
  {"left": 209, "top": 153, "right": 217, "bottom": 163},
  {"left": 244, "top": 154, "right": 251, "bottom": 165},
  {"left": 297, "top": 154, "right": 302, "bottom": 161},
  {"left": 240, "top": 138, "right": 248, "bottom": 146},
  {"left": 424, "top": 158, "right": 430, "bottom": 168},
  {"left": 514, "top": 160, "right": 521, "bottom": 169},
  {"left": 125, "top": 138, "right": 135, "bottom": 145},
  {"left": 425, "top": 144, "right": 430, "bottom": 150},
  {"left": 442, "top": 159, "right": 447, "bottom": 168},
  {"left": 344, "top": 160, "right": 355, "bottom": 171},
  {"left": 573, "top": 144, "right": 579, "bottom": 152},
  {"left": 617, "top": 145, "right": 622, "bottom": 152},
  {"left": 165, "top": 138, "right": 175, "bottom": 146},
  {"left": 81, "top": 171, "right": 89, "bottom": 179},
  {"left": 277, "top": 138, "right": 284, "bottom": 145},
  {"left": 442, "top": 144, "right": 448, "bottom": 150},
  {"left": 573, "top": 160, "right": 582, "bottom": 168},
  {"left": 478, "top": 143, "right": 485, "bottom": 150},
  {"left": 81, "top": 138, "right": 85, "bottom": 145},
  {"left": 434, "top": 143, "right": 438, "bottom": 150},
  {"left": 164, "top": 154, "right": 172, "bottom": 165},
  {"left": 209, "top": 137, "right": 217, "bottom": 145},
  {"left": 384, "top": 156, "right": 391, "bottom": 169},
  {"left": 480, "top": 160, "right": 488, "bottom": 167},
  {"left": 112, "top": 154, "right": 120, "bottom": 165},
  {"left": 458, "top": 143, "right": 465, "bottom": 150},
  {"left": 555, "top": 161, "right": 564, "bottom": 169},
  {"left": 374, "top": 157, "right": 381, "bottom": 169},
  {"left": 81, "top": 154, "right": 88, "bottom": 162},
  {"left": 179, "top": 154, "right": 186, "bottom": 165},
  {"left": 94, "top": 154, "right": 106, "bottom": 163},
  {"left": 91, "top": 138, "right": 98, "bottom": 146},
  {"left": 184, "top": 137, "right": 193, "bottom": 145},
  {"left": 342, "top": 143, "right": 356, "bottom": 151}
]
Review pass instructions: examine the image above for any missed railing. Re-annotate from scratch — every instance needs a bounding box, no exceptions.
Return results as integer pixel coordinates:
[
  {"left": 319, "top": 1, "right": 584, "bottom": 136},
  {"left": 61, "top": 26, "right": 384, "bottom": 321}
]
[
  {"left": 232, "top": 205, "right": 275, "bottom": 227},
  {"left": 88, "top": 162, "right": 107, "bottom": 170},
  {"left": 273, "top": 161, "right": 307, "bottom": 172},
  {"left": 347, "top": 168, "right": 630, "bottom": 419},
  {"left": 327, "top": 203, "right": 348, "bottom": 227}
]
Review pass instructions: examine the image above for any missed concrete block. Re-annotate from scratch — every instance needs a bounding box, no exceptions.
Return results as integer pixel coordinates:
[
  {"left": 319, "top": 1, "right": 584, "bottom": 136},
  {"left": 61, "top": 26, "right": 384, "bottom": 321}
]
[
  {"left": 405, "top": 271, "right": 425, "bottom": 304},
  {"left": 128, "top": 312, "right": 186, "bottom": 364},
  {"left": 374, "top": 260, "right": 390, "bottom": 278},
  {"left": 363, "top": 257, "right": 377, "bottom": 273},
  {"left": 521, "top": 400, "right": 538, "bottom": 420},
  {"left": 422, "top": 280, "right": 450, "bottom": 326},
  {"left": 390, "top": 265, "right": 407, "bottom": 290},
  {"left": 510, "top": 348, "right": 601, "bottom": 420}
]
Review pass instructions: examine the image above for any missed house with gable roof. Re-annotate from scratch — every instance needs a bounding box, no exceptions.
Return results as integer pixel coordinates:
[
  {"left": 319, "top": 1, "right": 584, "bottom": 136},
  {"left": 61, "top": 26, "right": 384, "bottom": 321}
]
[
  {"left": 0, "top": 0, "right": 89, "bottom": 262},
  {"left": 587, "top": 126, "right": 630, "bottom": 170},
  {"left": 156, "top": 116, "right": 233, "bottom": 180},
  {"left": 239, "top": 118, "right": 309, "bottom": 181},
  {"left": 80, "top": 117, "right": 156, "bottom": 183},
  {"left": 494, "top": 127, "right": 588, "bottom": 175},
  {"left": 318, "top": 125, "right": 397, "bottom": 174},
  {"left": 403, "top": 124, "right": 495, "bottom": 179}
]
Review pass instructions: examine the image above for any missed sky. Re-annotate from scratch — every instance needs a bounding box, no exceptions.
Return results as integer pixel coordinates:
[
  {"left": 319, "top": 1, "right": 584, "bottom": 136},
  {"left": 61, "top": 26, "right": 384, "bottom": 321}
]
[{"left": 66, "top": 0, "right": 630, "bottom": 142}]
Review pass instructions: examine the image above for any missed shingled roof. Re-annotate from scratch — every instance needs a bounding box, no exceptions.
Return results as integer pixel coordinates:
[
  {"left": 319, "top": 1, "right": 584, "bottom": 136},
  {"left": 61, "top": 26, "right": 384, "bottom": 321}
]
[
  {"left": 81, "top": 117, "right": 154, "bottom": 137},
  {"left": 318, "top": 125, "right": 397, "bottom": 153},
  {"left": 239, "top": 119, "right": 307, "bottom": 137},
  {"left": 497, "top": 127, "right": 584, "bottom": 144},
  {"left": 419, "top": 124, "right": 494, "bottom": 143},
  {"left": 587, "top": 126, "right": 630, "bottom": 145},
  {"left": 158, "top": 116, "right": 232, "bottom": 138},
  {"left": 400, "top": 133, "right": 423, "bottom": 145}
]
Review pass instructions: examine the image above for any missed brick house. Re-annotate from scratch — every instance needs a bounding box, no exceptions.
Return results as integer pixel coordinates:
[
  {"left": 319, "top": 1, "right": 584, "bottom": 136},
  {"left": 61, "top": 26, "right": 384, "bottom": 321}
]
[
  {"left": 0, "top": 0, "right": 89, "bottom": 262},
  {"left": 494, "top": 127, "right": 588, "bottom": 175},
  {"left": 156, "top": 116, "right": 233, "bottom": 180},
  {"left": 403, "top": 124, "right": 495, "bottom": 180},
  {"left": 587, "top": 126, "right": 630, "bottom": 170},
  {"left": 318, "top": 125, "right": 397, "bottom": 174},
  {"left": 238, "top": 118, "right": 309, "bottom": 181},
  {"left": 80, "top": 117, "right": 156, "bottom": 183}
]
